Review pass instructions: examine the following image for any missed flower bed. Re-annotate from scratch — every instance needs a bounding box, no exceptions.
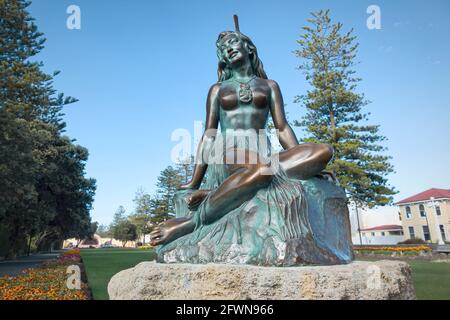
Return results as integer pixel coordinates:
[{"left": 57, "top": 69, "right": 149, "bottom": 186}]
[
  {"left": 137, "top": 245, "right": 154, "bottom": 250},
  {"left": 354, "top": 245, "right": 432, "bottom": 255},
  {"left": 0, "top": 249, "right": 89, "bottom": 300}
]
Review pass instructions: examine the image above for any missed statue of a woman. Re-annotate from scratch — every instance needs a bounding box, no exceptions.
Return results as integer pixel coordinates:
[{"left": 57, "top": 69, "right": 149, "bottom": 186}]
[{"left": 150, "top": 16, "right": 352, "bottom": 266}]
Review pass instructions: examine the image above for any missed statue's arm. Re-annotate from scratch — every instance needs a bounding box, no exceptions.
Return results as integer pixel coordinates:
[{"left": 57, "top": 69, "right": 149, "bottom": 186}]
[
  {"left": 179, "top": 84, "right": 220, "bottom": 190},
  {"left": 268, "top": 80, "right": 299, "bottom": 150}
]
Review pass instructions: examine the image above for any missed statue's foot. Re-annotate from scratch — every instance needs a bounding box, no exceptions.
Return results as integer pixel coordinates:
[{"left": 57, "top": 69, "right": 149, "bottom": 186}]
[
  {"left": 149, "top": 216, "right": 195, "bottom": 246},
  {"left": 186, "top": 189, "right": 210, "bottom": 211}
]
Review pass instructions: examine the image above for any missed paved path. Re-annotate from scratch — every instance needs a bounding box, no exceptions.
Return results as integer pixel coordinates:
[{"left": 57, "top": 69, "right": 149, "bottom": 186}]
[{"left": 0, "top": 252, "right": 60, "bottom": 277}]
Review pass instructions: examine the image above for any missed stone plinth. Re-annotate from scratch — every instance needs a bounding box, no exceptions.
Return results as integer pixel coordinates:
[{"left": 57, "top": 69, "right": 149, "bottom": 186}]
[{"left": 108, "top": 260, "right": 416, "bottom": 300}]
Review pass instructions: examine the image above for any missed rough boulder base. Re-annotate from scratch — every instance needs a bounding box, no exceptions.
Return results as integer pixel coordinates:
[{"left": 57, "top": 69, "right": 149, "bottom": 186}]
[{"left": 108, "top": 260, "right": 416, "bottom": 300}]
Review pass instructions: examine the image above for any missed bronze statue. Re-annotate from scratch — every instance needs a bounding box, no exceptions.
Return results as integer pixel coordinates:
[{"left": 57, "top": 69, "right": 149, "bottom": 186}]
[{"left": 150, "top": 16, "right": 353, "bottom": 266}]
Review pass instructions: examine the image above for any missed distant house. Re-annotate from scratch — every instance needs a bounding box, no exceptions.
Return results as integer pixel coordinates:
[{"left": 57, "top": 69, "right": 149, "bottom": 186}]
[
  {"left": 63, "top": 234, "right": 136, "bottom": 249},
  {"left": 396, "top": 188, "right": 450, "bottom": 244},
  {"left": 78, "top": 234, "right": 102, "bottom": 249},
  {"left": 353, "top": 224, "right": 404, "bottom": 245}
]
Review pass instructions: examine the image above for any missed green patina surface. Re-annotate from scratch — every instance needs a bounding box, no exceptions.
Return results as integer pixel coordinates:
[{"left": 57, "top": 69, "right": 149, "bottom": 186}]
[{"left": 158, "top": 177, "right": 353, "bottom": 266}]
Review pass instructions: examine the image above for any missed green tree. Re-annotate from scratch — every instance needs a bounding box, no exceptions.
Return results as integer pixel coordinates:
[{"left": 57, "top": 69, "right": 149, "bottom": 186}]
[
  {"left": 175, "top": 156, "right": 194, "bottom": 184},
  {"left": 89, "top": 222, "right": 98, "bottom": 238},
  {"left": 96, "top": 224, "right": 112, "bottom": 238},
  {"left": 155, "top": 166, "right": 183, "bottom": 218},
  {"left": 0, "top": 0, "right": 95, "bottom": 257},
  {"left": 110, "top": 206, "right": 126, "bottom": 228},
  {"left": 133, "top": 188, "right": 153, "bottom": 216},
  {"left": 112, "top": 220, "right": 138, "bottom": 247},
  {"left": 149, "top": 197, "right": 169, "bottom": 225},
  {"left": 294, "top": 10, "right": 396, "bottom": 208},
  {"left": 34, "top": 136, "right": 96, "bottom": 251},
  {"left": 129, "top": 188, "right": 153, "bottom": 244}
]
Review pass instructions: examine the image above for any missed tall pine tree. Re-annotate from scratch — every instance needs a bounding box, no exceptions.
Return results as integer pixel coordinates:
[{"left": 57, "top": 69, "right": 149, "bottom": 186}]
[
  {"left": 175, "top": 156, "right": 194, "bottom": 184},
  {"left": 129, "top": 188, "right": 153, "bottom": 243},
  {"left": 149, "top": 160, "right": 193, "bottom": 224},
  {"left": 0, "top": 0, "right": 95, "bottom": 257},
  {"left": 155, "top": 166, "right": 182, "bottom": 217},
  {"left": 294, "top": 10, "right": 396, "bottom": 208}
]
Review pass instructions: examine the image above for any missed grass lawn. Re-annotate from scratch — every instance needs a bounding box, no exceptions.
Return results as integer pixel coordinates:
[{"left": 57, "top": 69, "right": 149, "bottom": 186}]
[
  {"left": 356, "top": 258, "right": 450, "bottom": 300},
  {"left": 407, "top": 260, "right": 450, "bottom": 300},
  {"left": 81, "top": 249, "right": 450, "bottom": 300},
  {"left": 80, "top": 248, "right": 156, "bottom": 300}
]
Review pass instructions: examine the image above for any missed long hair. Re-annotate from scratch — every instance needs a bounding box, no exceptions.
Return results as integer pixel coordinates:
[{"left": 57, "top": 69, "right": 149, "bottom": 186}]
[{"left": 216, "top": 31, "right": 268, "bottom": 82}]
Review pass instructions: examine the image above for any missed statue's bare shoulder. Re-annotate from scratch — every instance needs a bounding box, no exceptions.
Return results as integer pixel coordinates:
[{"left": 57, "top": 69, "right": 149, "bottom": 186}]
[
  {"left": 208, "top": 83, "right": 221, "bottom": 97},
  {"left": 264, "top": 79, "right": 282, "bottom": 93}
]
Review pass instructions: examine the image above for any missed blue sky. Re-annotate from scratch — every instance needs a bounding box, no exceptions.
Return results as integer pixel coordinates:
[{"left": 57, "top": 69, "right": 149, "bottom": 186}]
[{"left": 29, "top": 0, "right": 450, "bottom": 225}]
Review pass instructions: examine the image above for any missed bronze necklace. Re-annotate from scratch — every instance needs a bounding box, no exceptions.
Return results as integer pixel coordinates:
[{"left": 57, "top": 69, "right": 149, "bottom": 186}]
[{"left": 233, "top": 75, "right": 256, "bottom": 103}]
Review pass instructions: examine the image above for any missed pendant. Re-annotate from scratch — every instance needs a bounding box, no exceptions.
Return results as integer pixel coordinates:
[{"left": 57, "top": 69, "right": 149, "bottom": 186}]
[{"left": 238, "top": 83, "right": 253, "bottom": 103}]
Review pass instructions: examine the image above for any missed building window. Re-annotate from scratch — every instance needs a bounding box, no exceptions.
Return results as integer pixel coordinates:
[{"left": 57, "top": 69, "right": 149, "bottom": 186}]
[
  {"left": 405, "top": 206, "right": 412, "bottom": 219},
  {"left": 422, "top": 226, "right": 431, "bottom": 241},
  {"left": 408, "top": 226, "right": 415, "bottom": 239},
  {"left": 419, "top": 204, "right": 426, "bottom": 217},
  {"left": 381, "top": 232, "right": 385, "bottom": 236},
  {"left": 440, "top": 225, "right": 446, "bottom": 241},
  {"left": 436, "top": 205, "right": 441, "bottom": 216},
  {"left": 371, "top": 232, "right": 375, "bottom": 237}
]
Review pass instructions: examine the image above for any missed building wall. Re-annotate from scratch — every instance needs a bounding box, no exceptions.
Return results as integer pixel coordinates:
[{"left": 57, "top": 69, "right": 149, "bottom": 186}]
[
  {"left": 399, "top": 199, "right": 450, "bottom": 243},
  {"left": 352, "top": 235, "right": 404, "bottom": 245},
  {"left": 353, "top": 229, "right": 403, "bottom": 245}
]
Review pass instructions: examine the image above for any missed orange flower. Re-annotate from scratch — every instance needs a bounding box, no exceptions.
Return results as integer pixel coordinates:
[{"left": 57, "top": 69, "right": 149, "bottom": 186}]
[
  {"left": 355, "top": 245, "right": 432, "bottom": 252},
  {"left": 0, "top": 262, "right": 89, "bottom": 300}
]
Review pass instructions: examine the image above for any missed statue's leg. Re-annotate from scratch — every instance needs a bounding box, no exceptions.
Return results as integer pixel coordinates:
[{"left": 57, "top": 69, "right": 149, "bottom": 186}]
[
  {"left": 150, "top": 148, "right": 273, "bottom": 246},
  {"left": 278, "top": 143, "right": 333, "bottom": 180},
  {"left": 149, "top": 216, "right": 195, "bottom": 246},
  {"left": 199, "top": 148, "right": 273, "bottom": 225}
]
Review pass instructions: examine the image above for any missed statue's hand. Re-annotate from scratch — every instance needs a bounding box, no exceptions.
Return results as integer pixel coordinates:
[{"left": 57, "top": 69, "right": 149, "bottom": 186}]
[
  {"left": 186, "top": 190, "right": 210, "bottom": 210},
  {"left": 179, "top": 181, "right": 198, "bottom": 190}
]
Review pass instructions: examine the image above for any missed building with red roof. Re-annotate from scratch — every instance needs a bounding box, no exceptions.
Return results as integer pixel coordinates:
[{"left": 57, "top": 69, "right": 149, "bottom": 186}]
[
  {"left": 359, "top": 224, "right": 403, "bottom": 232},
  {"left": 396, "top": 188, "right": 450, "bottom": 244},
  {"left": 354, "top": 224, "right": 404, "bottom": 245},
  {"left": 396, "top": 188, "right": 450, "bottom": 205}
]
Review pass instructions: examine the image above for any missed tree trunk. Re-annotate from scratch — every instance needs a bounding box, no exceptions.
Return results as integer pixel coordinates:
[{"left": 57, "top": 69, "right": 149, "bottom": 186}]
[
  {"left": 329, "top": 109, "right": 337, "bottom": 142},
  {"left": 27, "top": 235, "right": 32, "bottom": 256},
  {"left": 6, "top": 223, "right": 21, "bottom": 260}
]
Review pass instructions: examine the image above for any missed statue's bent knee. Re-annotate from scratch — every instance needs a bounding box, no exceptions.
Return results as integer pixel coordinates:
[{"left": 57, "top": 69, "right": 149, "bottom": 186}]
[{"left": 318, "top": 143, "right": 334, "bottom": 163}]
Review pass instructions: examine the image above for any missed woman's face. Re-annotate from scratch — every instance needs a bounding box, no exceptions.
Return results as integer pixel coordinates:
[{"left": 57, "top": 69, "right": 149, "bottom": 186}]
[{"left": 218, "top": 34, "right": 249, "bottom": 66}]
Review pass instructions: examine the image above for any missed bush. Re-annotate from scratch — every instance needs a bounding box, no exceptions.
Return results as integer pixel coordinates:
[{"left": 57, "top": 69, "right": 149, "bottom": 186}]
[{"left": 398, "top": 238, "right": 427, "bottom": 245}]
